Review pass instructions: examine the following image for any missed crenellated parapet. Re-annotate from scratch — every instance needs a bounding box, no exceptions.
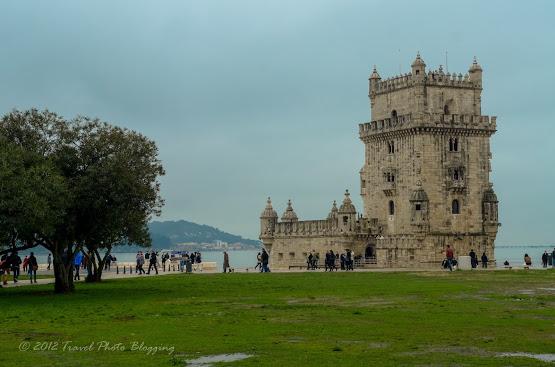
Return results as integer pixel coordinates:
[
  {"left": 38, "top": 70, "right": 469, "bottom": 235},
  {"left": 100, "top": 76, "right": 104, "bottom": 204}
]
[
  {"left": 260, "top": 191, "right": 380, "bottom": 240},
  {"left": 359, "top": 114, "right": 496, "bottom": 141}
]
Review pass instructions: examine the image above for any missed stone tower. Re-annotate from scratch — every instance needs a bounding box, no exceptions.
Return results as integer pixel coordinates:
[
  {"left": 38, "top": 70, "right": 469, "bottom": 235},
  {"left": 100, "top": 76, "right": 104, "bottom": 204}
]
[{"left": 359, "top": 54, "right": 499, "bottom": 266}]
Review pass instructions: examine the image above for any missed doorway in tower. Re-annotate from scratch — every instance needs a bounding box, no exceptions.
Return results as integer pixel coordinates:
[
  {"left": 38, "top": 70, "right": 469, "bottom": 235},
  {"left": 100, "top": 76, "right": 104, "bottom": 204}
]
[{"left": 365, "top": 244, "right": 375, "bottom": 259}]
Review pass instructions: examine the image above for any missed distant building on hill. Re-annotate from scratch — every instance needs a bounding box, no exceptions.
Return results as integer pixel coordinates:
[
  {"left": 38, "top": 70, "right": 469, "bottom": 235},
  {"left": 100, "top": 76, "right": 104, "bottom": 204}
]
[{"left": 260, "top": 54, "right": 500, "bottom": 269}]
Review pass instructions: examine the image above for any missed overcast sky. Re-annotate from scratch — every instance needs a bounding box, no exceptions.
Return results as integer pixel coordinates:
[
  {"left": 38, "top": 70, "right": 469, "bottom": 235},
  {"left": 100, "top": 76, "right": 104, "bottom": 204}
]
[{"left": 1, "top": 0, "right": 553, "bottom": 244}]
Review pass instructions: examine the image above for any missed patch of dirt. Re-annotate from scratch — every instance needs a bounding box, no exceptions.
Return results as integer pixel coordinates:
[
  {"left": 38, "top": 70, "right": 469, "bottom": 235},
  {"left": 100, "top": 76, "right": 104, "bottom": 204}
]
[{"left": 285, "top": 296, "right": 393, "bottom": 308}]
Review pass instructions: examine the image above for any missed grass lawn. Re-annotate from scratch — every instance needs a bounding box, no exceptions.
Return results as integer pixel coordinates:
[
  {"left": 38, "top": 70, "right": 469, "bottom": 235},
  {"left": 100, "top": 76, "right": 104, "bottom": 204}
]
[{"left": 1, "top": 270, "right": 554, "bottom": 366}]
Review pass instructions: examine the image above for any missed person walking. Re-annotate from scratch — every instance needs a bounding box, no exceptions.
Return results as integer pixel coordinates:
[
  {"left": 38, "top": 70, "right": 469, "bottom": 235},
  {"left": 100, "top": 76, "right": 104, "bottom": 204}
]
[
  {"left": 552, "top": 248, "right": 555, "bottom": 269},
  {"left": 261, "top": 249, "right": 270, "bottom": 272},
  {"left": 481, "top": 252, "right": 488, "bottom": 268},
  {"left": 73, "top": 251, "right": 83, "bottom": 281},
  {"left": 9, "top": 252, "right": 22, "bottom": 283},
  {"left": 47, "top": 253, "right": 52, "bottom": 270},
  {"left": 22, "top": 255, "right": 29, "bottom": 273},
  {"left": 541, "top": 251, "right": 548, "bottom": 268},
  {"left": 255, "top": 252, "right": 262, "bottom": 271},
  {"left": 445, "top": 245, "right": 454, "bottom": 271},
  {"left": 147, "top": 251, "right": 158, "bottom": 275},
  {"left": 138, "top": 252, "right": 146, "bottom": 274},
  {"left": 223, "top": 251, "right": 230, "bottom": 273},
  {"left": 0, "top": 254, "right": 8, "bottom": 286},
  {"left": 346, "top": 250, "right": 353, "bottom": 271},
  {"left": 469, "top": 249, "right": 477, "bottom": 269},
  {"left": 28, "top": 252, "right": 38, "bottom": 284}
]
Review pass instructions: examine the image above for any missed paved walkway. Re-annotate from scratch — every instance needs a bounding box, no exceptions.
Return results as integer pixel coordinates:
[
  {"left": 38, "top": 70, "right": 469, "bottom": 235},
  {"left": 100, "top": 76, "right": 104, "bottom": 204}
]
[{"left": 2, "top": 264, "right": 551, "bottom": 289}]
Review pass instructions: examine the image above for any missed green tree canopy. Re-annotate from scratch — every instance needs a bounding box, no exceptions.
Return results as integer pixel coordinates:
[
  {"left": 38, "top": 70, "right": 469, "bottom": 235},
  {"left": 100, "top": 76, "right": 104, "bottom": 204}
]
[{"left": 0, "top": 109, "right": 165, "bottom": 292}]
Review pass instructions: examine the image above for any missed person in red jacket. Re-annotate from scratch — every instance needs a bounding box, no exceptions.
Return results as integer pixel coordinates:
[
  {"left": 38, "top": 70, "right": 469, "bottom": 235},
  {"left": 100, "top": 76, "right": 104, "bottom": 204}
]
[{"left": 445, "top": 245, "right": 454, "bottom": 272}]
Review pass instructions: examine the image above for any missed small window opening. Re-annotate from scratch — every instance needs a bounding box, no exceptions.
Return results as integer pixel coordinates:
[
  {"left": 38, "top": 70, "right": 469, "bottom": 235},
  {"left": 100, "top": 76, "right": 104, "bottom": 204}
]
[
  {"left": 444, "top": 104, "right": 450, "bottom": 114},
  {"left": 389, "top": 201, "right": 395, "bottom": 216},
  {"left": 452, "top": 199, "right": 460, "bottom": 214},
  {"left": 343, "top": 216, "right": 348, "bottom": 224},
  {"left": 415, "top": 203, "right": 422, "bottom": 211}
]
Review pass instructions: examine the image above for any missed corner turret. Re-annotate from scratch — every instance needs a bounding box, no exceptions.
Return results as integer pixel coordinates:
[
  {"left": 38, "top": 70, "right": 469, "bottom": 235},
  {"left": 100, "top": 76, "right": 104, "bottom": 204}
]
[
  {"left": 260, "top": 197, "right": 278, "bottom": 237},
  {"left": 411, "top": 52, "right": 426, "bottom": 80},
  {"left": 468, "top": 56, "right": 482, "bottom": 87}
]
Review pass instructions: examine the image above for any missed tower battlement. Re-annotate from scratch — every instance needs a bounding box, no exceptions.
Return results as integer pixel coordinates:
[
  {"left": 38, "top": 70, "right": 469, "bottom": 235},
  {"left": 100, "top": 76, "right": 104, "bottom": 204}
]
[{"left": 359, "top": 113, "right": 496, "bottom": 140}]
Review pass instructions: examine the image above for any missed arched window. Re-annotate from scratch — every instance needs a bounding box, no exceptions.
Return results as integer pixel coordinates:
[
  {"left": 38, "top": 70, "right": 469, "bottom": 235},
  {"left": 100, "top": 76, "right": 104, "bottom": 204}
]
[
  {"left": 444, "top": 104, "right": 450, "bottom": 115},
  {"left": 453, "top": 169, "right": 459, "bottom": 180},
  {"left": 391, "top": 110, "right": 398, "bottom": 119},
  {"left": 449, "top": 138, "right": 453, "bottom": 152},
  {"left": 452, "top": 199, "right": 460, "bottom": 214},
  {"left": 389, "top": 200, "right": 395, "bottom": 215},
  {"left": 391, "top": 141, "right": 395, "bottom": 153},
  {"left": 453, "top": 138, "right": 459, "bottom": 152}
]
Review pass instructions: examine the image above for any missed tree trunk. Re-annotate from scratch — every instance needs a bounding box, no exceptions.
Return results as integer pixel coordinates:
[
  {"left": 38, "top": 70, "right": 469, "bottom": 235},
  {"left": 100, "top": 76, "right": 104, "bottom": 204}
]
[
  {"left": 85, "top": 248, "right": 110, "bottom": 282},
  {"left": 52, "top": 249, "right": 74, "bottom": 293}
]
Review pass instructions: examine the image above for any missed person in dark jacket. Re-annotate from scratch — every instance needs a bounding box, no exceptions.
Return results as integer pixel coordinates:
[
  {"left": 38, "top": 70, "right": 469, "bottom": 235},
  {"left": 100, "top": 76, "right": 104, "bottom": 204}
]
[
  {"left": 9, "top": 252, "right": 22, "bottom": 283},
  {"left": 261, "top": 249, "right": 270, "bottom": 272},
  {"left": 469, "top": 249, "right": 477, "bottom": 268},
  {"left": 147, "top": 251, "right": 158, "bottom": 274},
  {"left": 223, "top": 252, "right": 230, "bottom": 273},
  {"left": 28, "top": 252, "right": 38, "bottom": 283},
  {"left": 481, "top": 252, "right": 488, "bottom": 268}
]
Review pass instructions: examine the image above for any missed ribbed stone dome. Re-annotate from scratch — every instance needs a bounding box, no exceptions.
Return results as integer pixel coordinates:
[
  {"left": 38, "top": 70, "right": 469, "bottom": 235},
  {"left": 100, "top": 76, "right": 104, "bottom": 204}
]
[
  {"left": 281, "top": 199, "right": 298, "bottom": 222},
  {"left": 260, "top": 197, "right": 278, "bottom": 219},
  {"left": 410, "top": 188, "right": 429, "bottom": 202},
  {"left": 483, "top": 185, "right": 498, "bottom": 202},
  {"left": 469, "top": 56, "right": 482, "bottom": 72},
  {"left": 411, "top": 52, "right": 426, "bottom": 67},
  {"left": 327, "top": 200, "right": 338, "bottom": 219},
  {"left": 338, "top": 190, "right": 356, "bottom": 214}
]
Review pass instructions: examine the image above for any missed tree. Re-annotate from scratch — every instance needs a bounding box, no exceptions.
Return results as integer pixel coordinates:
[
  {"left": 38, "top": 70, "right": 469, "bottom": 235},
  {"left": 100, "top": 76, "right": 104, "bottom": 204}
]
[
  {"left": 71, "top": 119, "right": 164, "bottom": 282},
  {"left": 0, "top": 140, "right": 67, "bottom": 254},
  {"left": 0, "top": 109, "right": 164, "bottom": 292}
]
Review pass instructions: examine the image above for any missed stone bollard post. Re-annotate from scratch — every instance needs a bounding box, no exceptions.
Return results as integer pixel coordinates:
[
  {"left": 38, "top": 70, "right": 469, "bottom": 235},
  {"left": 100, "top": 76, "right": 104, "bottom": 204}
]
[{"left": 116, "top": 266, "right": 119, "bottom": 275}]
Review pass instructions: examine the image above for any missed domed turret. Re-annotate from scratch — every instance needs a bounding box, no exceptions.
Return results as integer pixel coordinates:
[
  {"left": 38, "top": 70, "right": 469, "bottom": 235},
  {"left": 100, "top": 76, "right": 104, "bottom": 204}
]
[
  {"left": 338, "top": 190, "right": 356, "bottom": 214},
  {"left": 260, "top": 197, "right": 278, "bottom": 219},
  {"left": 327, "top": 200, "right": 338, "bottom": 220},
  {"left": 281, "top": 199, "right": 298, "bottom": 222},
  {"left": 468, "top": 56, "right": 482, "bottom": 86},
  {"left": 260, "top": 197, "right": 278, "bottom": 237},
  {"left": 369, "top": 65, "right": 381, "bottom": 80},
  {"left": 482, "top": 184, "right": 499, "bottom": 223},
  {"left": 369, "top": 65, "right": 381, "bottom": 96},
  {"left": 411, "top": 52, "right": 426, "bottom": 79},
  {"left": 483, "top": 184, "right": 498, "bottom": 203}
]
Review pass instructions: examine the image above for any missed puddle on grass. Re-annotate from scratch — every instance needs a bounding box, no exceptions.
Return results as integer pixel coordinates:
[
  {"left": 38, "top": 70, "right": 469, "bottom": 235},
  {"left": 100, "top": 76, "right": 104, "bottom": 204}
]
[
  {"left": 497, "top": 352, "right": 555, "bottom": 363},
  {"left": 185, "top": 353, "right": 253, "bottom": 366}
]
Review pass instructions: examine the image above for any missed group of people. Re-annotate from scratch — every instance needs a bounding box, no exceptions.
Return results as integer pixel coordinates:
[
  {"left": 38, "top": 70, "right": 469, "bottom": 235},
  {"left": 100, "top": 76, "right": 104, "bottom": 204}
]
[
  {"left": 252, "top": 249, "right": 270, "bottom": 272},
  {"left": 444, "top": 246, "right": 555, "bottom": 271},
  {"left": 305, "top": 250, "right": 355, "bottom": 271},
  {"left": 468, "top": 249, "right": 489, "bottom": 269},
  {"left": 0, "top": 251, "right": 39, "bottom": 285}
]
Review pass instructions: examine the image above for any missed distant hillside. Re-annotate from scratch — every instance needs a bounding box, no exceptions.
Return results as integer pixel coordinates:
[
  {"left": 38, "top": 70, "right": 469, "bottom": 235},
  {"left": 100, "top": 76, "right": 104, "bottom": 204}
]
[{"left": 147, "top": 220, "right": 260, "bottom": 249}]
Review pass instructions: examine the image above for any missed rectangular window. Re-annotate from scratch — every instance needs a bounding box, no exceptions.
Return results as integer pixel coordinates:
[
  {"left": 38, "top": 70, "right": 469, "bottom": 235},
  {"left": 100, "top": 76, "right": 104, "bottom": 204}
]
[
  {"left": 415, "top": 204, "right": 421, "bottom": 211},
  {"left": 289, "top": 252, "right": 295, "bottom": 259}
]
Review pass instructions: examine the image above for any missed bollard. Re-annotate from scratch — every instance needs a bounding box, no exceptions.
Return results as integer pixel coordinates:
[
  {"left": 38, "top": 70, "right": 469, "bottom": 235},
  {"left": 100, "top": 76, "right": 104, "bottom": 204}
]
[
  {"left": 116, "top": 266, "right": 119, "bottom": 275},
  {"left": 173, "top": 264, "right": 175, "bottom": 271},
  {"left": 129, "top": 265, "right": 132, "bottom": 274},
  {"left": 123, "top": 266, "right": 126, "bottom": 274}
]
